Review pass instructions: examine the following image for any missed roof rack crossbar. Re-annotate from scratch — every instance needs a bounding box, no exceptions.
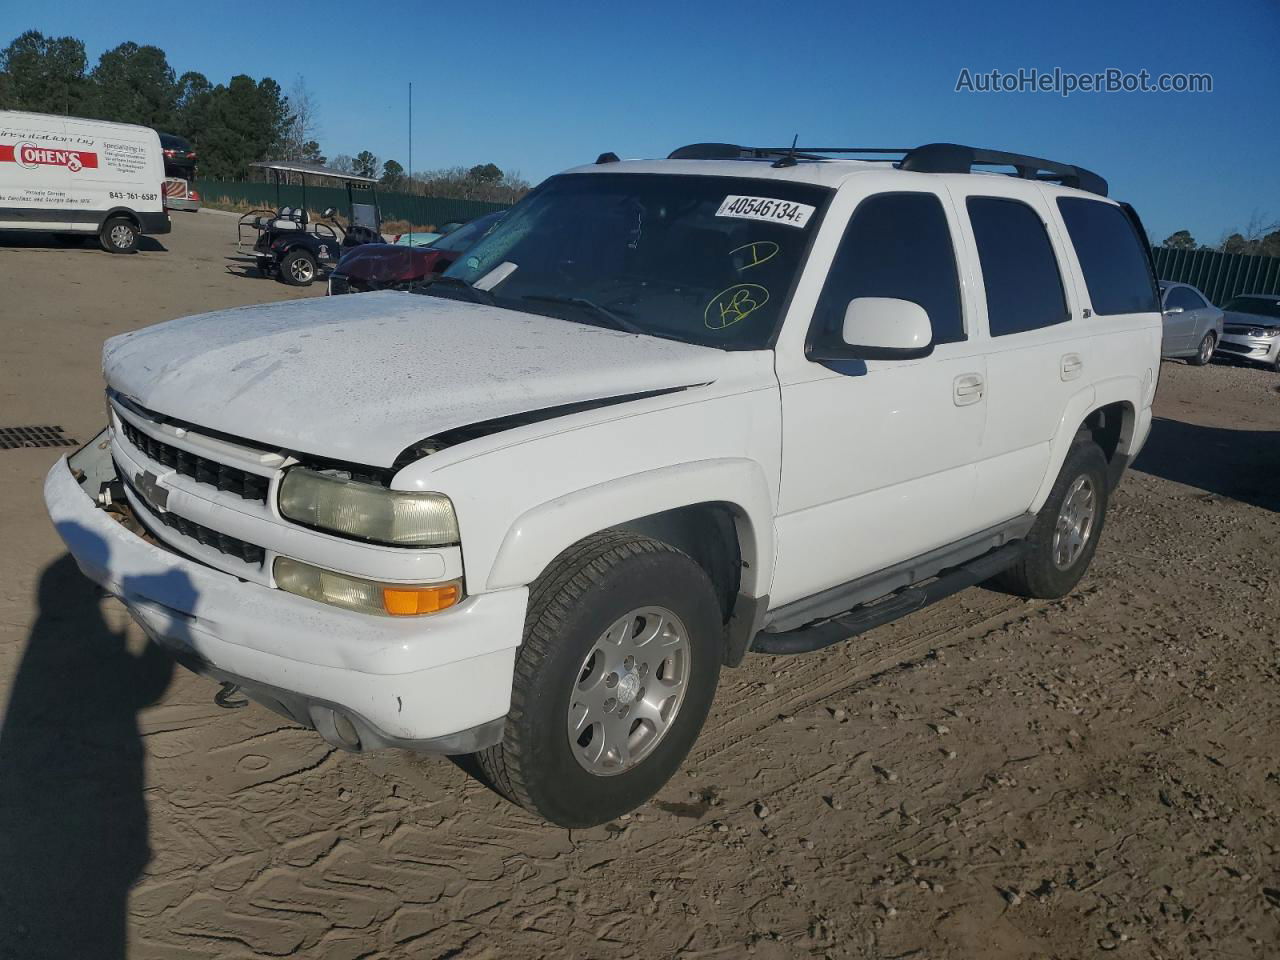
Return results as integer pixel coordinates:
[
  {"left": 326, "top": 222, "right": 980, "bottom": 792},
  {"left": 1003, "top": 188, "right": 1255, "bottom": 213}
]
[{"left": 665, "top": 142, "right": 1108, "bottom": 196}]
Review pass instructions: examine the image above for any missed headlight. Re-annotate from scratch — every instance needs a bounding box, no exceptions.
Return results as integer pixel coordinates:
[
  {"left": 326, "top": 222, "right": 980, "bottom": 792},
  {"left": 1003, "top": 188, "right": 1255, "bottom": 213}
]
[
  {"left": 278, "top": 467, "right": 459, "bottom": 547},
  {"left": 1264, "top": 327, "right": 1280, "bottom": 337},
  {"left": 274, "top": 556, "right": 461, "bottom": 616}
]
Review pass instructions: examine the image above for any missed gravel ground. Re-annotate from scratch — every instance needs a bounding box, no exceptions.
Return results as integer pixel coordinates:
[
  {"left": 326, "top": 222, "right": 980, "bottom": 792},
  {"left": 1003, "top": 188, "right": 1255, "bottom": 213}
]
[{"left": 0, "top": 218, "right": 1277, "bottom": 959}]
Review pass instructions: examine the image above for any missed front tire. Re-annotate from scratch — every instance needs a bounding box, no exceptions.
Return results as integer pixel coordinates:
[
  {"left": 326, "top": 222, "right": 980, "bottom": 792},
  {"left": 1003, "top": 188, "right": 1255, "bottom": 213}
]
[
  {"left": 280, "top": 249, "right": 318, "bottom": 286},
  {"left": 995, "top": 438, "right": 1110, "bottom": 599},
  {"left": 475, "top": 531, "right": 723, "bottom": 827},
  {"left": 99, "top": 217, "right": 139, "bottom": 254},
  {"left": 1188, "top": 332, "right": 1216, "bottom": 366}
]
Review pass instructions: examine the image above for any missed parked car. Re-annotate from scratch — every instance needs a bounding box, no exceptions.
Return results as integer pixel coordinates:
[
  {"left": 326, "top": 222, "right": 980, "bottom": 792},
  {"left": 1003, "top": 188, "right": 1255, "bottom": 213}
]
[
  {"left": 1218, "top": 294, "right": 1280, "bottom": 371},
  {"left": 158, "top": 132, "right": 197, "bottom": 180},
  {"left": 392, "top": 231, "right": 443, "bottom": 247},
  {"left": 45, "top": 140, "right": 1161, "bottom": 827},
  {"left": 1159, "top": 281, "right": 1223, "bottom": 364},
  {"left": 328, "top": 211, "right": 506, "bottom": 294},
  {"left": 0, "top": 109, "right": 170, "bottom": 252}
]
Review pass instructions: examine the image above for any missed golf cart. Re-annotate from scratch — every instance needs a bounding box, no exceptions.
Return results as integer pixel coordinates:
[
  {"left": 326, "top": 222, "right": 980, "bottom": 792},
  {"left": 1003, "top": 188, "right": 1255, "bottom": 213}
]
[{"left": 236, "top": 161, "right": 383, "bottom": 286}]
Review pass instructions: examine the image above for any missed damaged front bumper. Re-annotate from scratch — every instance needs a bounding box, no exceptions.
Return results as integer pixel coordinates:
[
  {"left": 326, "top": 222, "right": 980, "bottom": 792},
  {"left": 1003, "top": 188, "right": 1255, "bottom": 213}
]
[{"left": 43, "top": 432, "right": 525, "bottom": 755}]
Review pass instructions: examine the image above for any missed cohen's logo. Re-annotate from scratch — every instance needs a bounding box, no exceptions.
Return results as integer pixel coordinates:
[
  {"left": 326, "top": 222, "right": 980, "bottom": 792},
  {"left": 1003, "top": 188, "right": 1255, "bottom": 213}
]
[{"left": 0, "top": 141, "right": 99, "bottom": 172}]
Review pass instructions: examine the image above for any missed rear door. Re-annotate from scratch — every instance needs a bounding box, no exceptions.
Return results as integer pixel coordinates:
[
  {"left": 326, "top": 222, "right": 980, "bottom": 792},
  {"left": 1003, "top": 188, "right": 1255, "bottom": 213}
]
[{"left": 946, "top": 182, "right": 1088, "bottom": 525}]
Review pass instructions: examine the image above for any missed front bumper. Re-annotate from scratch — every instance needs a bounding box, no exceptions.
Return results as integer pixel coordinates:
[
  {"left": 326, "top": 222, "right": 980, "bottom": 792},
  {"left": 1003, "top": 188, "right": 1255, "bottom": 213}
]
[
  {"left": 44, "top": 445, "right": 526, "bottom": 754},
  {"left": 1219, "top": 332, "right": 1279, "bottom": 366}
]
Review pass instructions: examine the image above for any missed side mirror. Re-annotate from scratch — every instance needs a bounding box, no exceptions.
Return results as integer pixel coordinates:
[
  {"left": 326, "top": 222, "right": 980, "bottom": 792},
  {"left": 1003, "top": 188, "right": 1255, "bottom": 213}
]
[
  {"left": 322, "top": 207, "right": 337, "bottom": 219},
  {"left": 810, "top": 297, "right": 934, "bottom": 361},
  {"left": 1162, "top": 306, "right": 1183, "bottom": 316}
]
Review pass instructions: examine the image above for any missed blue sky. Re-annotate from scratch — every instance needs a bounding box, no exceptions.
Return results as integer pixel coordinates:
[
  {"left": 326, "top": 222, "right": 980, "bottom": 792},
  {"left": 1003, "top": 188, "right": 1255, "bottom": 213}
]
[{"left": 17, "top": 0, "right": 1279, "bottom": 244}]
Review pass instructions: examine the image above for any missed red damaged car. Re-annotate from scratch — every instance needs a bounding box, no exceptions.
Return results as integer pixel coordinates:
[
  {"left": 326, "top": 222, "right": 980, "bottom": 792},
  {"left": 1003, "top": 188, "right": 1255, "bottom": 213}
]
[{"left": 327, "top": 211, "right": 505, "bottom": 295}]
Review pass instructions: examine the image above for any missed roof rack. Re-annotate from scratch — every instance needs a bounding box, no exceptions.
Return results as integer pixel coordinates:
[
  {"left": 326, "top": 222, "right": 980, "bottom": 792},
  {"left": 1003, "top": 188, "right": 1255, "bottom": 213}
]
[{"left": 665, "top": 142, "right": 1108, "bottom": 196}]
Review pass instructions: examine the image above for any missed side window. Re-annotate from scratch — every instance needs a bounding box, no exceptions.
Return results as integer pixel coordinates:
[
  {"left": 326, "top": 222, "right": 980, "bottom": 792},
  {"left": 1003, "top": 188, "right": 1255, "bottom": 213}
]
[
  {"left": 1057, "top": 197, "right": 1160, "bottom": 315},
  {"left": 1166, "top": 287, "right": 1202, "bottom": 311},
  {"left": 811, "top": 192, "right": 964, "bottom": 347},
  {"left": 966, "top": 197, "right": 1069, "bottom": 337}
]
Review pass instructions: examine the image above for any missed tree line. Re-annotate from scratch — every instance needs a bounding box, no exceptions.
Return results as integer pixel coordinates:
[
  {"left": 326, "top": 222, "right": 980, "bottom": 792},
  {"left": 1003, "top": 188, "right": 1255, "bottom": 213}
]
[
  {"left": 0, "top": 29, "right": 530, "bottom": 202},
  {"left": 1161, "top": 213, "right": 1280, "bottom": 259}
]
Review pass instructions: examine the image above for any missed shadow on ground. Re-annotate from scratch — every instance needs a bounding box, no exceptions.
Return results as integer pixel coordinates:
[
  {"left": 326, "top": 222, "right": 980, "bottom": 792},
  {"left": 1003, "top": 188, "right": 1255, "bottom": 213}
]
[
  {"left": 0, "top": 231, "right": 167, "bottom": 253},
  {"left": 0, "top": 541, "right": 188, "bottom": 960},
  {"left": 1133, "top": 415, "right": 1280, "bottom": 512}
]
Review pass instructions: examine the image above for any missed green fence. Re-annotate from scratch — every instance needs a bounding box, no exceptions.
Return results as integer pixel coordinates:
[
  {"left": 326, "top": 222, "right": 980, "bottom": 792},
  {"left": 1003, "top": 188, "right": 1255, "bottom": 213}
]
[
  {"left": 195, "top": 180, "right": 508, "bottom": 228},
  {"left": 1152, "top": 246, "right": 1280, "bottom": 306}
]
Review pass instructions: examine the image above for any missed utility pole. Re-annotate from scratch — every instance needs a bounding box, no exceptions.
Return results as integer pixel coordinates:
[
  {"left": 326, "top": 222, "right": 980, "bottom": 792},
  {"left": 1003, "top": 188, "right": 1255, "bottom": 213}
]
[{"left": 408, "top": 81, "right": 413, "bottom": 193}]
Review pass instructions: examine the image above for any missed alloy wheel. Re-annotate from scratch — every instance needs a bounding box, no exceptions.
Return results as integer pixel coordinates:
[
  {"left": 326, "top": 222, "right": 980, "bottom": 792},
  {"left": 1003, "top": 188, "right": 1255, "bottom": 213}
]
[
  {"left": 567, "top": 606, "right": 691, "bottom": 776},
  {"left": 1053, "top": 475, "right": 1097, "bottom": 570}
]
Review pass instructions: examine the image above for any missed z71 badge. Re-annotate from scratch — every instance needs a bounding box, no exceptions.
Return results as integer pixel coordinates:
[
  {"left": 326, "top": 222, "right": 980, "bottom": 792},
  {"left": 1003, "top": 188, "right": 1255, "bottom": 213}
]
[{"left": 716, "top": 195, "right": 815, "bottom": 228}]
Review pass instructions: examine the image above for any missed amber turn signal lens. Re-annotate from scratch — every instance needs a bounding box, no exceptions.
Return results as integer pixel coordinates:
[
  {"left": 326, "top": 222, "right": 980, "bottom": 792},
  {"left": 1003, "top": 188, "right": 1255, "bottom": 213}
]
[{"left": 382, "top": 582, "right": 461, "bottom": 616}]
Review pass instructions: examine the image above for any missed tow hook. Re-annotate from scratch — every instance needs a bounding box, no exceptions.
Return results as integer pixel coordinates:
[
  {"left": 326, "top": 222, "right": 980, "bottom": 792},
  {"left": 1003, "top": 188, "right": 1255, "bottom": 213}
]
[{"left": 214, "top": 682, "right": 249, "bottom": 709}]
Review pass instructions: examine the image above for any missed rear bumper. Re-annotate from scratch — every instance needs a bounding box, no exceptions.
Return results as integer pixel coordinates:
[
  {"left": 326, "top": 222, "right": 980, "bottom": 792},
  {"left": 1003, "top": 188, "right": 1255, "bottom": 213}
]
[{"left": 43, "top": 446, "right": 525, "bottom": 753}]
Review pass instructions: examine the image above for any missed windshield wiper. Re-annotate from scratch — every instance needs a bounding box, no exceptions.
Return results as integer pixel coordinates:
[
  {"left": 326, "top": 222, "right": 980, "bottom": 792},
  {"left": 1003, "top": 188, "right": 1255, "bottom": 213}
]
[
  {"left": 520, "top": 294, "right": 645, "bottom": 334},
  {"left": 415, "top": 274, "right": 495, "bottom": 305}
]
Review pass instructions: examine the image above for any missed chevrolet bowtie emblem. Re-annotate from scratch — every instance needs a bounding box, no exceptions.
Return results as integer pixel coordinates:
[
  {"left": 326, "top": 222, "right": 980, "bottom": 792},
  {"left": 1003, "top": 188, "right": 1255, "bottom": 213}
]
[{"left": 133, "top": 470, "right": 169, "bottom": 510}]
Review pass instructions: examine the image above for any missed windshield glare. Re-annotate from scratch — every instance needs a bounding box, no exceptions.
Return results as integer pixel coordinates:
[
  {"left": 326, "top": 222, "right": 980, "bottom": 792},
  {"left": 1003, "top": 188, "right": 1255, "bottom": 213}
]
[
  {"left": 1224, "top": 296, "right": 1280, "bottom": 319},
  {"left": 431, "top": 211, "right": 505, "bottom": 253},
  {"left": 434, "top": 173, "right": 830, "bottom": 348}
]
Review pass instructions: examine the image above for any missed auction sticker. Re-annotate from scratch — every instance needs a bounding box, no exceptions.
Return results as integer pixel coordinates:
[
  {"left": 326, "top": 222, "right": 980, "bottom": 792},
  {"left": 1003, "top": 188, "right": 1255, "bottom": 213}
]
[{"left": 716, "top": 195, "right": 815, "bottom": 228}]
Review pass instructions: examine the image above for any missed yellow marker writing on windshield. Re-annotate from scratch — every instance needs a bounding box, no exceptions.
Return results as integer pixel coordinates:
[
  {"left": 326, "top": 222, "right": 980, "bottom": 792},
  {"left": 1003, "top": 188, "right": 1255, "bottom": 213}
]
[{"left": 705, "top": 284, "right": 770, "bottom": 330}]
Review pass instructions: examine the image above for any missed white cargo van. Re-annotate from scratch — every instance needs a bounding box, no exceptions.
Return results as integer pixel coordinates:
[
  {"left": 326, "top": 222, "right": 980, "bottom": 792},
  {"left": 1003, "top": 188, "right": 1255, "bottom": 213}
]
[{"left": 0, "top": 109, "right": 171, "bottom": 253}]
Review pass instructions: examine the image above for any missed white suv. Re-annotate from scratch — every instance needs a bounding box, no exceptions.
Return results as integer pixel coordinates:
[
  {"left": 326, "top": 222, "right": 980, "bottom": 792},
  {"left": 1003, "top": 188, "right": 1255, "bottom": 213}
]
[{"left": 45, "top": 142, "right": 1162, "bottom": 826}]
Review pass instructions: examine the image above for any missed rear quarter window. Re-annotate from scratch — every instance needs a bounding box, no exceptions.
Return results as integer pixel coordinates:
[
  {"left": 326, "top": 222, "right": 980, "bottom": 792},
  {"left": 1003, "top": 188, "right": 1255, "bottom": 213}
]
[{"left": 1057, "top": 198, "right": 1159, "bottom": 316}]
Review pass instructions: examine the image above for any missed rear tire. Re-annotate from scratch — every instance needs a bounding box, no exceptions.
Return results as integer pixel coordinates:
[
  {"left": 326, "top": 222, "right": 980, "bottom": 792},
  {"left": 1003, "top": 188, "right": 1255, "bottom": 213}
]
[
  {"left": 1188, "top": 332, "right": 1216, "bottom": 366},
  {"left": 994, "top": 439, "right": 1110, "bottom": 599},
  {"left": 475, "top": 531, "right": 722, "bottom": 828},
  {"left": 280, "top": 249, "right": 318, "bottom": 286},
  {"left": 99, "top": 217, "right": 139, "bottom": 254}
]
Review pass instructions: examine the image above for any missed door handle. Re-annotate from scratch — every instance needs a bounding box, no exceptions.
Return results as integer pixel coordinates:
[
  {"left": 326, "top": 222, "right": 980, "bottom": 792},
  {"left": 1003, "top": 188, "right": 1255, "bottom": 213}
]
[
  {"left": 953, "top": 373, "right": 984, "bottom": 406},
  {"left": 1060, "top": 353, "right": 1083, "bottom": 381}
]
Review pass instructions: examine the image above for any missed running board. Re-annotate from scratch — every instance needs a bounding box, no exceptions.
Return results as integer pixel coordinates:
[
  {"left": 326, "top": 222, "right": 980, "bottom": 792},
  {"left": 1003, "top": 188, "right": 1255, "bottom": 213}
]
[{"left": 752, "top": 542, "right": 1026, "bottom": 656}]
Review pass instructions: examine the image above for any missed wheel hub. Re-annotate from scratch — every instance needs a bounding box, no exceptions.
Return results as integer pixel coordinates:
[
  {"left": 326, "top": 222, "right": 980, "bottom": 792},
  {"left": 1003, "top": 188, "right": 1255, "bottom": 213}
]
[{"left": 615, "top": 670, "right": 641, "bottom": 705}]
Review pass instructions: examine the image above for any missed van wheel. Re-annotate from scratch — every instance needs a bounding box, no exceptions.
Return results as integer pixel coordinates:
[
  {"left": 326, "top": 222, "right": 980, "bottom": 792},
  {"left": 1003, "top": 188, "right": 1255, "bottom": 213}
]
[
  {"left": 280, "top": 249, "right": 318, "bottom": 286},
  {"left": 99, "top": 217, "right": 139, "bottom": 254},
  {"left": 475, "top": 531, "right": 722, "bottom": 827},
  {"left": 994, "top": 439, "right": 1110, "bottom": 599}
]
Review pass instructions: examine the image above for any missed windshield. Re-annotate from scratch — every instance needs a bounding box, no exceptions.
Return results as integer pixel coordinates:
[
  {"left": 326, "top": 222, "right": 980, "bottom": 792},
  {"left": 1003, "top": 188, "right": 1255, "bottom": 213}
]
[
  {"left": 1223, "top": 296, "right": 1280, "bottom": 319},
  {"left": 431, "top": 173, "right": 831, "bottom": 348},
  {"left": 430, "top": 210, "right": 505, "bottom": 253}
]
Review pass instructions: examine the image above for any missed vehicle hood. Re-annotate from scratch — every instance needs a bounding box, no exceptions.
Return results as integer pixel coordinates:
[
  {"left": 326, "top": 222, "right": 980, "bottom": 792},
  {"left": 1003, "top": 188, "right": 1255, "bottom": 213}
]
[
  {"left": 103, "top": 292, "right": 729, "bottom": 467},
  {"left": 1223, "top": 311, "right": 1279, "bottom": 329}
]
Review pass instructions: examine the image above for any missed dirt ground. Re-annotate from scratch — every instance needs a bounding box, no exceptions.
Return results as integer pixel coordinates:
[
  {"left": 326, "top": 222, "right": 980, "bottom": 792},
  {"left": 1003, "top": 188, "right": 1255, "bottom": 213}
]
[{"left": 0, "top": 215, "right": 1277, "bottom": 960}]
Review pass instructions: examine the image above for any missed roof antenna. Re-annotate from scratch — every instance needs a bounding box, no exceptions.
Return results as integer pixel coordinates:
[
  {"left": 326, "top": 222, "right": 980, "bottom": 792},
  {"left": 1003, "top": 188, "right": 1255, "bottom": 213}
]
[{"left": 772, "top": 134, "right": 799, "bottom": 169}]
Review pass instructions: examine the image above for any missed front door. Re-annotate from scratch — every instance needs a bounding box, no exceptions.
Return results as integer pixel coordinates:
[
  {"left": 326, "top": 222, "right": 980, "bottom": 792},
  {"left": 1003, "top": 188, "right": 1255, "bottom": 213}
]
[{"left": 771, "top": 184, "right": 987, "bottom": 608}]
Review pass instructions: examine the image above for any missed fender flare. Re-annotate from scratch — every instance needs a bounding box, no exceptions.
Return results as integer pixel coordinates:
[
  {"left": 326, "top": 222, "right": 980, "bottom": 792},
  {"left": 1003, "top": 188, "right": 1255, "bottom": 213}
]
[
  {"left": 1029, "top": 383, "right": 1096, "bottom": 513},
  {"left": 97, "top": 206, "right": 142, "bottom": 229},
  {"left": 484, "top": 458, "right": 776, "bottom": 596},
  {"left": 1029, "top": 377, "right": 1140, "bottom": 513}
]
